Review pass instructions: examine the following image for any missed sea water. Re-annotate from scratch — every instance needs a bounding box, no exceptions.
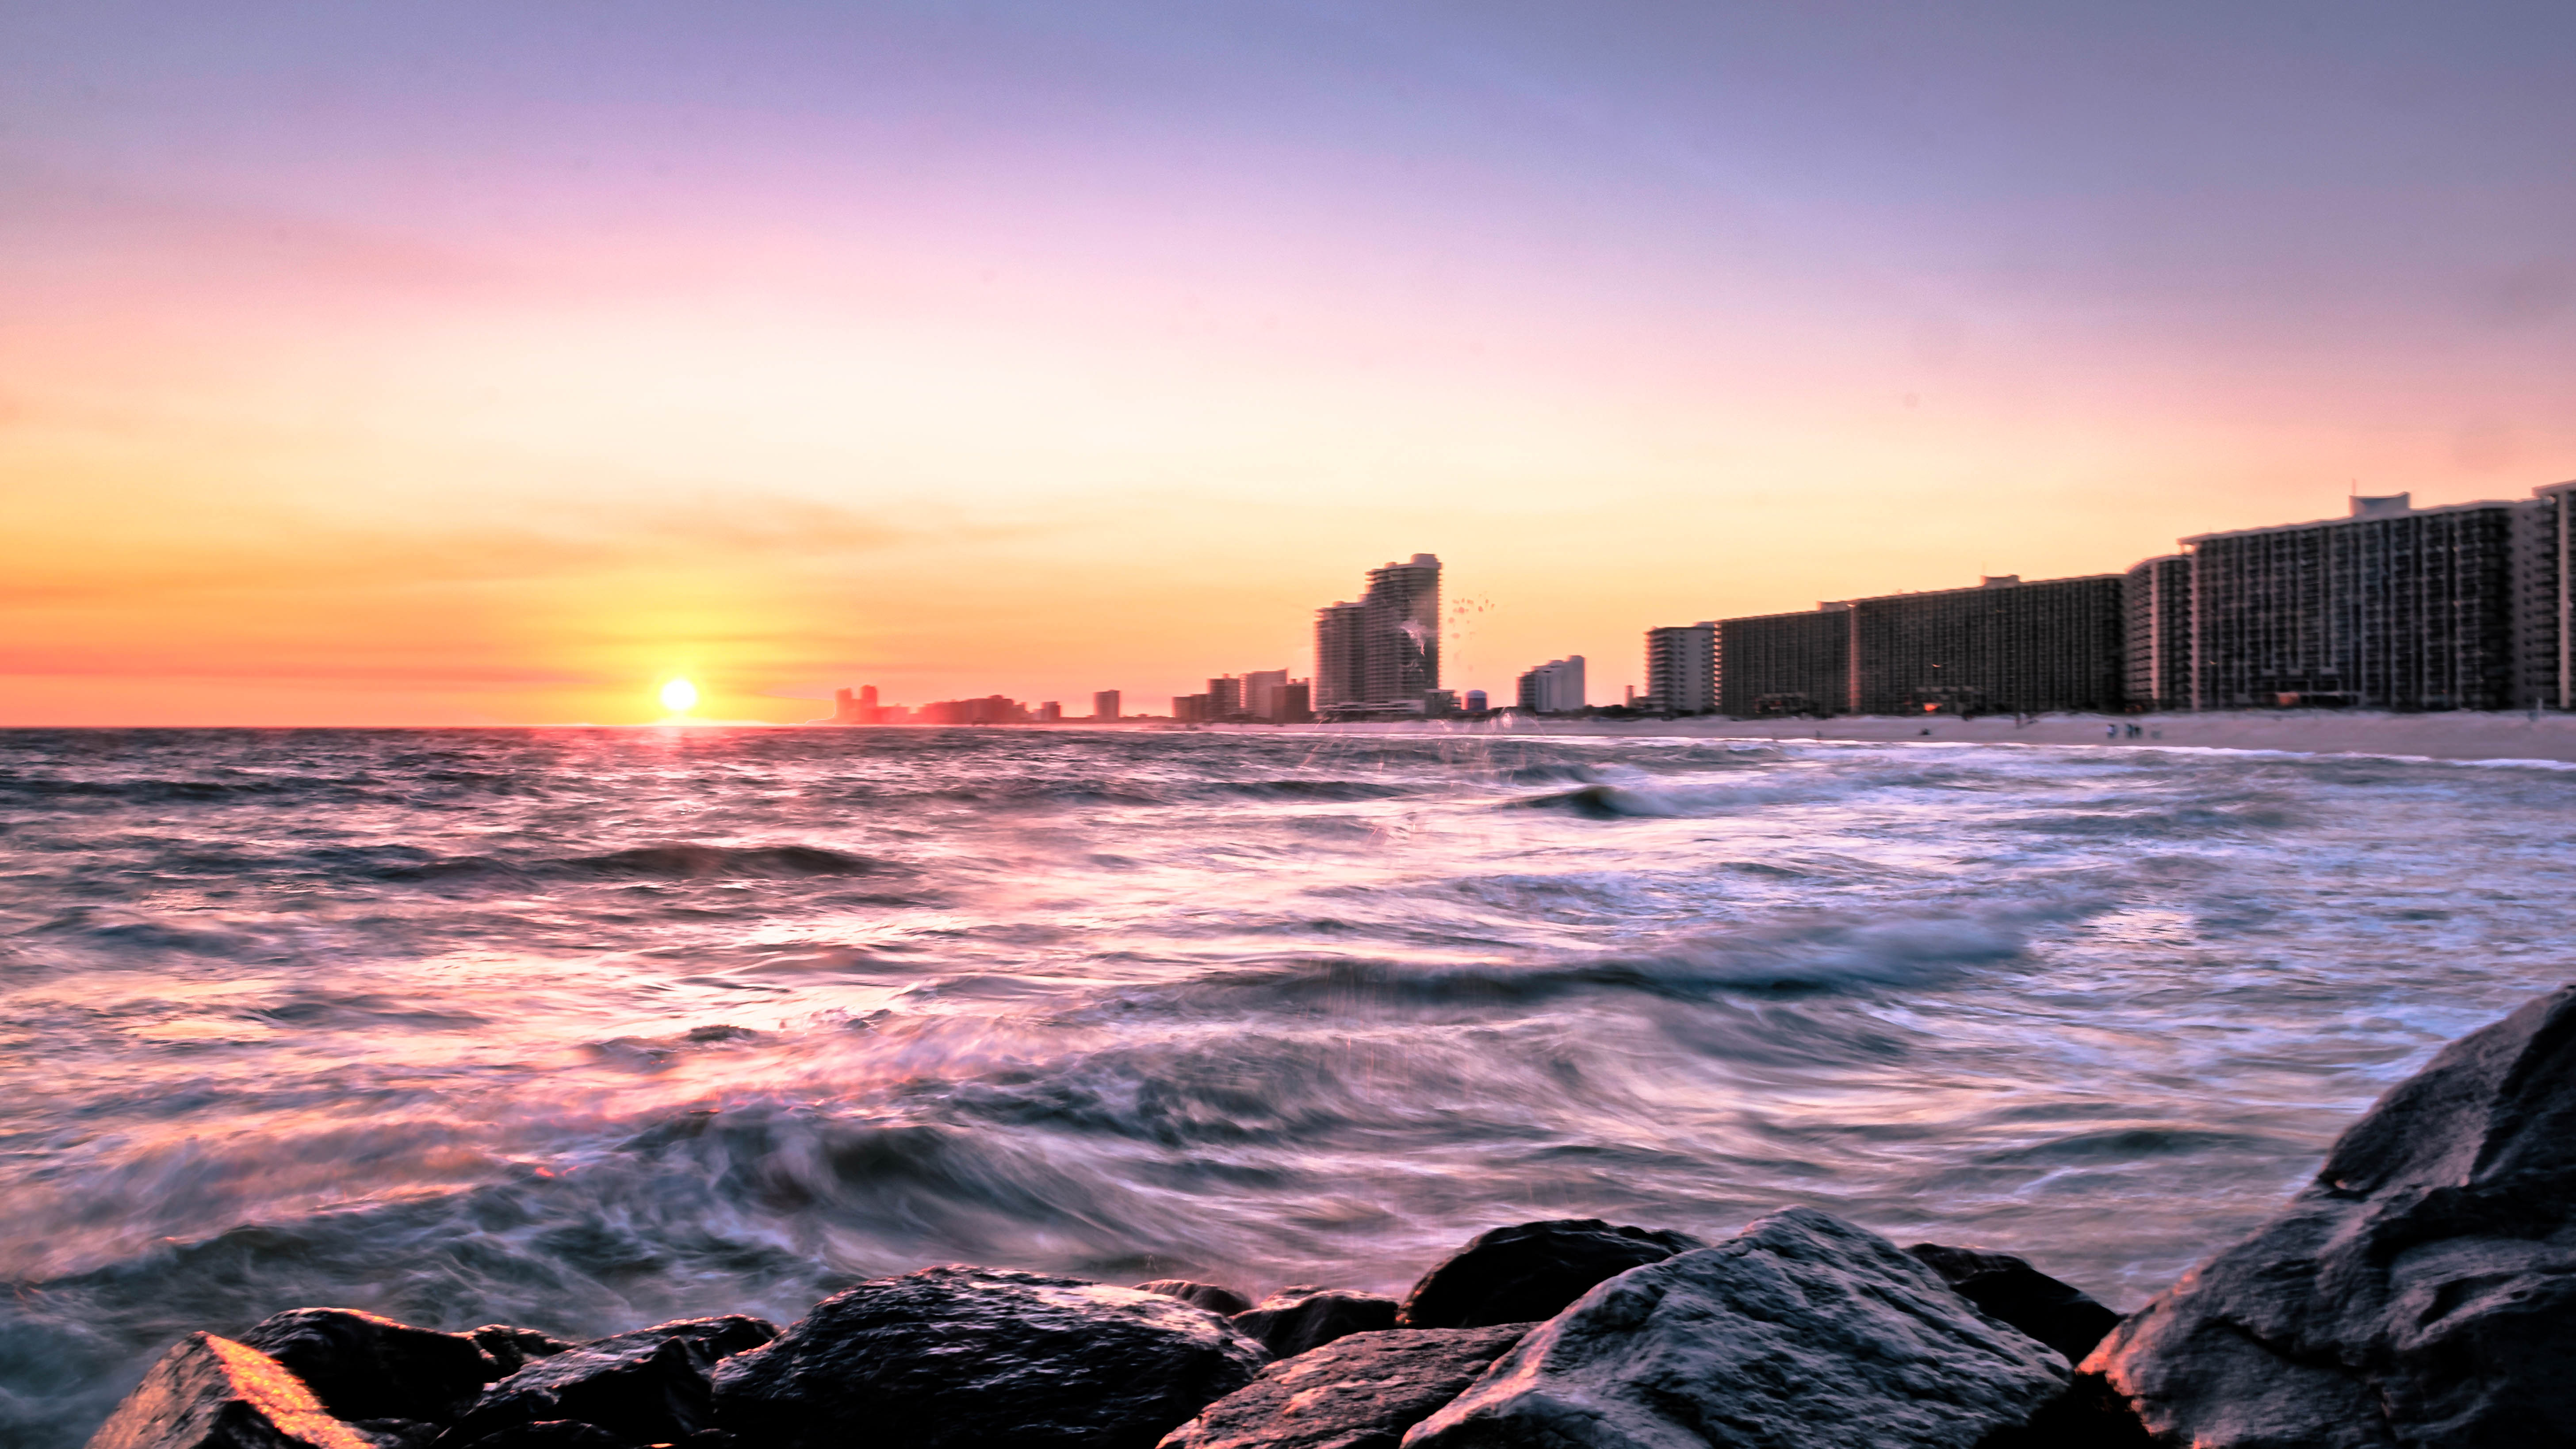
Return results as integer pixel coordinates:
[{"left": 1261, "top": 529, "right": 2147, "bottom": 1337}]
[{"left": 3, "top": 726, "right": 2570, "bottom": 1445}]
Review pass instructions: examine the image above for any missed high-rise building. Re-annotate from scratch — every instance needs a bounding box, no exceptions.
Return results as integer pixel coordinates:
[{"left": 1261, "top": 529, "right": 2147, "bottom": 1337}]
[
  {"left": 1312, "top": 554, "right": 1442, "bottom": 710},
  {"left": 1313, "top": 601, "right": 1367, "bottom": 708},
  {"left": 1279, "top": 682, "right": 1313, "bottom": 722},
  {"left": 2123, "top": 556, "right": 2193, "bottom": 711},
  {"left": 2513, "top": 482, "right": 2572, "bottom": 710},
  {"left": 1241, "top": 669, "right": 1290, "bottom": 720},
  {"left": 1515, "top": 656, "right": 1585, "bottom": 713},
  {"left": 1206, "top": 676, "right": 1244, "bottom": 717},
  {"left": 2186, "top": 494, "right": 2523, "bottom": 710},
  {"left": 1644, "top": 623, "right": 1718, "bottom": 714},
  {"left": 1718, "top": 607, "right": 1851, "bottom": 716},
  {"left": 1036, "top": 701, "right": 1062, "bottom": 723},
  {"left": 1850, "top": 574, "right": 2125, "bottom": 715},
  {"left": 1092, "top": 690, "right": 1121, "bottom": 721},
  {"left": 1361, "top": 554, "right": 1442, "bottom": 703}
]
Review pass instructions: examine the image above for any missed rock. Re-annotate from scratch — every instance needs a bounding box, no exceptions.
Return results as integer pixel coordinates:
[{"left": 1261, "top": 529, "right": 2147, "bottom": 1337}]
[
  {"left": 86, "top": 1332, "right": 375, "bottom": 1449},
  {"left": 348, "top": 1422, "right": 444, "bottom": 1449},
  {"left": 237, "top": 1309, "right": 500, "bottom": 1425},
  {"left": 463, "top": 1328, "right": 575, "bottom": 1380},
  {"left": 2087, "top": 984, "right": 2576, "bottom": 1449},
  {"left": 1905, "top": 1244, "right": 2123, "bottom": 1364},
  {"left": 710, "top": 1264, "right": 1270, "bottom": 1449},
  {"left": 1396, "top": 1219, "right": 1705, "bottom": 1329},
  {"left": 440, "top": 1424, "right": 634, "bottom": 1449},
  {"left": 1160, "top": 1325, "right": 1529, "bottom": 1449},
  {"left": 1405, "top": 1207, "right": 2070, "bottom": 1449},
  {"left": 1139, "top": 1280, "right": 1257, "bottom": 1316},
  {"left": 1231, "top": 1287, "right": 1400, "bottom": 1359},
  {"left": 438, "top": 1317, "right": 776, "bottom": 1449}
]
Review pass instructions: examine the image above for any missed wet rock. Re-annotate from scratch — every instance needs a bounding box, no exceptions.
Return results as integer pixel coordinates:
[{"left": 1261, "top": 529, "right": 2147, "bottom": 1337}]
[
  {"left": 2088, "top": 984, "right": 2576, "bottom": 1449},
  {"left": 1139, "top": 1280, "right": 1256, "bottom": 1316},
  {"left": 1231, "top": 1287, "right": 1399, "bottom": 1359},
  {"left": 438, "top": 1317, "right": 776, "bottom": 1449},
  {"left": 463, "top": 1328, "right": 575, "bottom": 1380},
  {"left": 1906, "top": 1243, "right": 2123, "bottom": 1364},
  {"left": 348, "top": 1422, "right": 443, "bottom": 1449},
  {"left": 237, "top": 1308, "right": 499, "bottom": 1424},
  {"left": 1406, "top": 1207, "right": 2070, "bottom": 1449},
  {"left": 441, "top": 1424, "right": 633, "bottom": 1449},
  {"left": 711, "top": 1264, "right": 1269, "bottom": 1449},
  {"left": 1395, "top": 1218, "right": 1706, "bottom": 1329},
  {"left": 1160, "top": 1325, "right": 1528, "bottom": 1449},
  {"left": 86, "top": 1332, "right": 374, "bottom": 1449}
]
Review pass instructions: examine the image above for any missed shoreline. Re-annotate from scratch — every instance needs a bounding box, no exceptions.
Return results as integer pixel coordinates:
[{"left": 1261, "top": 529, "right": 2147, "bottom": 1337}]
[{"left": 1181, "top": 708, "right": 2576, "bottom": 766}]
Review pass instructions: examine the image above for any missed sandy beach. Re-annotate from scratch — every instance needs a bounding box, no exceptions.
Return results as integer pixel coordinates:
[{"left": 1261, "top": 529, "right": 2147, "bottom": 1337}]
[{"left": 1263, "top": 710, "right": 2576, "bottom": 765}]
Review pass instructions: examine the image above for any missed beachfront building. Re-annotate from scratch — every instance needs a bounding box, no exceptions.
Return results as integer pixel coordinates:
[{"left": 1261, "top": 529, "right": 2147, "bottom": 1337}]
[
  {"left": 1313, "top": 553, "right": 1443, "bottom": 714},
  {"left": 2186, "top": 493, "right": 2524, "bottom": 711},
  {"left": 1643, "top": 622, "right": 1718, "bottom": 714},
  {"left": 1516, "top": 656, "right": 1586, "bottom": 713},
  {"left": 1717, "top": 607, "right": 1852, "bottom": 716},
  {"left": 1092, "top": 690, "right": 1121, "bottom": 721},
  {"left": 2124, "top": 555, "right": 2194, "bottom": 712},
  {"left": 2517, "top": 482, "right": 2573, "bottom": 710},
  {"left": 1850, "top": 574, "right": 2126, "bottom": 715}
]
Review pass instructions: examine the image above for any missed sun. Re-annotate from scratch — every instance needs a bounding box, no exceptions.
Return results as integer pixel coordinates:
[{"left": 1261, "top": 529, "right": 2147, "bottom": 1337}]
[{"left": 659, "top": 678, "right": 700, "bottom": 713}]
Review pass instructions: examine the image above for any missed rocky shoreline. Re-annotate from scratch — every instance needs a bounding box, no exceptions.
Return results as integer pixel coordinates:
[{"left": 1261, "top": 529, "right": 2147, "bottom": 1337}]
[{"left": 89, "top": 986, "right": 2576, "bottom": 1449}]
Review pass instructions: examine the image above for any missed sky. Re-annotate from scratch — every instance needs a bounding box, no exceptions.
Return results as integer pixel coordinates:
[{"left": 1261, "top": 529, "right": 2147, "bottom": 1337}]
[{"left": 4, "top": 0, "right": 2573, "bottom": 724}]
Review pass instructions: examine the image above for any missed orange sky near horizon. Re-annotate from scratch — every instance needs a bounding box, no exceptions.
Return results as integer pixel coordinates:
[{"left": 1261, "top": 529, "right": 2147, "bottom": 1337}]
[{"left": 5, "top": 3, "right": 2572, "bottom": 725}]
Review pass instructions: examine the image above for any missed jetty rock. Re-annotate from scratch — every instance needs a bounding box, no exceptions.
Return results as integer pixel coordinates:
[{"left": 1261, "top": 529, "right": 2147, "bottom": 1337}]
[
  {"left": 1138, "top": 1281, "right": 1258, "bottom": 1316},
  {"left": 1902, "top": 1244, "right": 2123, "bottom": 1365},
  {"left": 436, "top": 1315, "right": 775, "bottom": 1449},
  {"left": 1396, "top": 1220, "right": 1706, "bottom": 1330},
  {"left": 1232, "top": 1287, "right": 1401, "bottom": 1359},
  {"left": 1403, "top": 1207, "right": 2069, "bottom": 1449},
  {"left": 235, "top": 1309, "right": 498, "bottom": 1428},
  {"left": 2087, "top": 983, "right": 2576, "bottom": 1449},
  {"left": 709, "top": 1264, "right": 1270, "bottom": 1449},
  {"left": 1160, "top": 1325, "right": 1530, "bottom": 1449},
  {"left": 86, "top": 1332, "right": 374, "bottom": 1449}
]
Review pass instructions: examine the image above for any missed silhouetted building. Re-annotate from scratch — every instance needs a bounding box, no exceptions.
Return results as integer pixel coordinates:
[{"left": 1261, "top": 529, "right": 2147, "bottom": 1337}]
[
  {"left": 1516, "top": 656, "right": 1585, "bottom": 713},
  {"left": 2186, "top": 494, "right": 2522, "bottom": 710},
  {"left": 1314, "top": 601, "right": 1366, "bottom": 709},
  {"left": 2514, "top": 482, "right": 2572, "bottom": 710},
  {"left": 1207, "top": 676, "right": 1244, "bottom": 717},
  {"left": 1718, "top": 607, "right": 1851, "bottom": 716},
  {"left": 1280, "top": 682, "right": 1312, "bottom": 722},
  {"left": 921, "top": 695, "right": 1026, "bottom": 724},
  {"left": 1093, "top": 690, "right": 1121, "bottom": 721},
  {"left": 1851, "top": 574, "right": 2124, "bottom": 714},
  {"left": 1644, "top": 622, "right": 1717, "bottom": 714},
  {"left": 1171, "top": 693, "right": 1210, "bottom": 722},
  {"left": 1241, "top": 669, "right": 1290, "bottom": 720},
  {"left": 1361, "top": 554, "right": 1442, "bottom": 704},
  {"left": 825, "top": 684, "right": 887, "bottom": 724},
  {"left": 1464, "top": 689, "right": 1488, "bottom": 711},
  {"left": 1037, "top": 701, "right": 1062, "bottom": 723},
  {"left": 2124, "top": 555, "right": 2193, "bottom": 711}
]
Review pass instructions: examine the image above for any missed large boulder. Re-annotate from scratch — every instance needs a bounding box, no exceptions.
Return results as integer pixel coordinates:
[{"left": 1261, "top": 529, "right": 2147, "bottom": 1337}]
[
  {"left": 86, "top": 1333, "right": 374, "bottom": 1449},
  {"left": 1232, "top": 1287, "right": 1400, "bottom": 1359},
  {"left": 237, "top": 1309, "right": 499, "bottom": 1425},
  {"left": 1405, "top": 1207, "right": 2070, "bottom": 1449},
  {"left": 2087, "top": 984, "right": 2576, "bottom": 1449},
  {"left": 1905, "top": 1245, "right": 2122, "bottom": 1364},
  {"left": 437, "top": 1316, "right": 775, "bottom": 1449},
  {"left": 1396, "top": 1220, "right": 1705, "bottom": 1329},
  {"left": 1160, "top": 1325, "right": 1529, "bottom": 1449},
  {"left": 710, "top": 1265, "right": 1270, "bottom": 1449},
  {"left": 1138, "top": 1280, "right": 1256, "bottom": 1316},
  {"left": 462, "top": 1328, "right": 575, "bottom": 1380}
]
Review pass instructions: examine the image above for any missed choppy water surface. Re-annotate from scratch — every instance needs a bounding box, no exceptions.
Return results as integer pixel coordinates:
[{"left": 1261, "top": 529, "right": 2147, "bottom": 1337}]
[{"left": 3, "top": 726, "right": 2571, "bottom": 1444}]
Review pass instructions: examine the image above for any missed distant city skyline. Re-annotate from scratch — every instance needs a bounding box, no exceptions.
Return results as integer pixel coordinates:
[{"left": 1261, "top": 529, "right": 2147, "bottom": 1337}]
[{"left": 5, "top": 4, "right": 2573, "bottom": 723}]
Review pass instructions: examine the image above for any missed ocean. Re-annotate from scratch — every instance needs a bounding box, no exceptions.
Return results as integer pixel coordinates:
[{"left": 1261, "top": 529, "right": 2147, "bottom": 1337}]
[{"left": 3, "top": 726, "right": 2570, "bottom": 1445}]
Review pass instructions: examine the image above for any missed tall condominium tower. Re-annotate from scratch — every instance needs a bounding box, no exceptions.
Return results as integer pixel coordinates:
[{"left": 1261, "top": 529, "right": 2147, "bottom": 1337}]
[
  {"left": 1313, "top": 553, "right": 1441, "bottom": 708},
  {"left": 2186, "top": 493, "right": 2522, "bottom": 711},
  {"left": 1644, "top": 623, "right": 1717, "bottom": 714},
  {"left": 2123, "top": 555, "right": 2193, "bottom": 712},
  {"left": 1515, "top": 656, "right": 1585, "bottom": 713}
]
